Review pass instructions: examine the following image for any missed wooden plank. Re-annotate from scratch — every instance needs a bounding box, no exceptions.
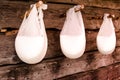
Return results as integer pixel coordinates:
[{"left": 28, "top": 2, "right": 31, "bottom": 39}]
[
  {"left": 57, "top": 62, "right": 120, "bottom": 80},
  {"left": 46, "top": 0, "right": 120, "bottom": 9},
  {"left": 0, "top": 1, "right": 120, "bottom": 31},
  {"left": 0, "top": 29, "right": 120, "bottom": 65},
  {"left": 0, "top": 29, "right": 61, "bottom": 65},
  {"left": 0, "top": 47, "right": 120, "bottom": 80},
  {"left": 0, "top": 1, "right": 120, "bottom": 79}
]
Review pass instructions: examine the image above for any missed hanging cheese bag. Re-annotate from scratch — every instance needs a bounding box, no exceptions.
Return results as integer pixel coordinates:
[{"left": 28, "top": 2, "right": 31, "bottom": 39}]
[
  {"left": 97, "top": 13, "right": 116, "bottom": 54},
  {"left": 60, "top": 5, "right": 86, "bottom": 59},
  {"left": 15, "top": 3, "right": 48, "bottom": 64}
]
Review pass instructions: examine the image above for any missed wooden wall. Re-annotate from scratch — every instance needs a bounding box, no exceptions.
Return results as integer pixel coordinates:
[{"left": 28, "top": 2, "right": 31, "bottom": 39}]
[{"left": 0, "top": 0, "right": 120, "bottom": 80}]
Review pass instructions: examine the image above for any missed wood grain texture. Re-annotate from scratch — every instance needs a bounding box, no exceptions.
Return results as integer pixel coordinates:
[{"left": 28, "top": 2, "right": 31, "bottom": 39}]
[
  {"left": 0, "top": 29, "right": 61, "bottom": 65},
  {"left": 57, "top": 62, "right": 120, "bottom": 80},
  {"left": 46, "top": 0, "right": 120, "bottom": 9},
  {"left": 0, "top": 29, "right": 120, "bottom": 65},
  {"left": 0, "top": 1, "right": 120, "bottom": 31},
  {"left": 0, "top": 1, "right": 120, "bottom": 80},
  {"left": 4, "top": 0, "right": 120, "bottom": 9},
  {"left": 0, "top": 47, "right": 120, "bottom": 80}
]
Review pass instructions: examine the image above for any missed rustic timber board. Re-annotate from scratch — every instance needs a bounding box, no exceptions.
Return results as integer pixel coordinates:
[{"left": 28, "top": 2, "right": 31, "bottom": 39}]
[
  {"left": 0, "top": 1, "right": 120, "bottom": 31},
  {"left": 0, "top": 0, "right": 120, "bottom": 80},
  {"left": 57, "top": 62, "right": 120, "bottom": 80},
  {"left": 46, "top": 0, "right": 120, "bottom": 9},
  {"left": 3, "top": 0, "right": 120, "bottom": 10},
  {"left": 0, "top": 29, "right": 120, "bottom": 79},
  {"left": 0, "top": 29, "right": 61, "bottom": 65},
  {"left": 0, "top": 48, "right": 120, "bottom": 80},
  {"left": 0, "top": 30, "right": 120, "bottom": 65}
]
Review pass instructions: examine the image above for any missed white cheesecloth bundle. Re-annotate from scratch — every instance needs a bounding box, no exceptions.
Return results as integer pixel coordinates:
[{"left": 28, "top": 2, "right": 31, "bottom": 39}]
[
  {"left": 15, "top": 3, "right": 48, "bottom": 64},
  {"left": 60, "top": 5, "right": 86, "bottom": 59},
  {"left": 97, "top": 13, "right": 116, "bottom": 54}
]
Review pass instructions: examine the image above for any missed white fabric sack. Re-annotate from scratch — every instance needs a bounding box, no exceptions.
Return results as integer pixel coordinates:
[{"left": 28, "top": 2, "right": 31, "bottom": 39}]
[
  {"left": 15, "top": 4, "right": 48, "bottom": 64},
  {"left": 97, "top": 13, "right": 116, "bottom": 54},
  {"left": 60, "top": 5, "right": 86, "bottom": 59}
]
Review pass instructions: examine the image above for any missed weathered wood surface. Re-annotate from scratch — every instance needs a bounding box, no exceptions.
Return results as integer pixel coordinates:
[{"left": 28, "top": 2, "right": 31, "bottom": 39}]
[
  {"left": 0, "top": 47, "right": 120, "bottom": 80},
  {"left": 0, "top": 30, "right": 120, "bottom": 65},
  {"left": 0, "top": 1, "right": 120, "bottom": 80},
  {"left": 46, "top": 0, "right": 120, "bottom": 9},
  {"left": 0, "top": 1, "right": 120, "bottom": 31},
  {"left": 3, "top": 0, "right": 120, "bottom": 10},
  {"left": 0, "top": 29, "right": 120, "bottom": 79},
  {"left": 57, "top": 62, "right": 120, "bottom": 80}
]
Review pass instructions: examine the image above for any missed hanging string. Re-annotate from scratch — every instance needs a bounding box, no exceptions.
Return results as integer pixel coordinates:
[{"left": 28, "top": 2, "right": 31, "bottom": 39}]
[
  {"left": 59, "top": 4, "right": 84, "bottom": 18},
  {"left": 59, "top": 4, "right": 119, "bottom": 20},
  {"left": 107, "top": 14, "right": 119, "bottom": 20},
  {"left": 88, "top": 14, "right": 119, "bottom": 20},
  {"left": 25, "top": 1, "right": 44, "bottom": 18},
  {"left": 74, "top": 5, "right": 84, "bottom": 12}
]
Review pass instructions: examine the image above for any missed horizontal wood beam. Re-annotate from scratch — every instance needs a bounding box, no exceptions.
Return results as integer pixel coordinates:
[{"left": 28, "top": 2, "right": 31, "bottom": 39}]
[
  {"left": 57, "top": 62, "right": 120, "bottom": 80},
  {"left": 0, "top": 1, "right": 120, "bottom": 79},
  {"left": 0, "top": 47, "right": 120, "bottom": 79},
  {"left": 46, "top": 0, "right": 120, "bottom": 9},
  {"left": 0, "top": 1, "right": 120, "bottom": 31},
  {"left": 0, "top": 29, "right": 120, "bottom": 65}
]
